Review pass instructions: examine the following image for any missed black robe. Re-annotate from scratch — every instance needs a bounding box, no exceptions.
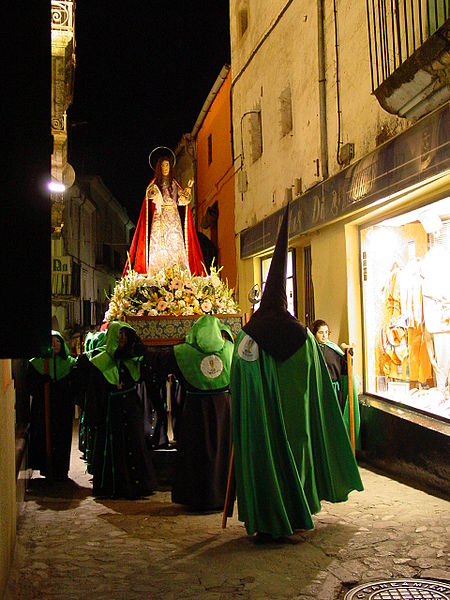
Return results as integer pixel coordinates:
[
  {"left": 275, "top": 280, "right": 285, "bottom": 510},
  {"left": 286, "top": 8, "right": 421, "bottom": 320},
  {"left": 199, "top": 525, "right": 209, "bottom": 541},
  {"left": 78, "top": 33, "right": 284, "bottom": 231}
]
[
  {"left": 147, "top": 347, "right": 232, "bottom": 511},
  {"left": 84, "top": 360, "right": 158, "bottom": 499},
  {"left": 27, "top": 366, "right": 76, "bottom": 480},
  {"left": 319, "top": 343, "right": 347, "bottom": 411}
]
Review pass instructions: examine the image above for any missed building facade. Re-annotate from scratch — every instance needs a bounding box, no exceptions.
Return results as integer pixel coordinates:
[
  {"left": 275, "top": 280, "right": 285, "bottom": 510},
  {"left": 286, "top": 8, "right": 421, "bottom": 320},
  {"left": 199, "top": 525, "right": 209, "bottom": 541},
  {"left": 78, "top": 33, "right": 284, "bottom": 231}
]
[
  {"left": 52, "top": 175, "right": 134, "bottom": 353},
  {"left": 175, "top": 66, "right": 237, "bottom": 288},
  {"left": 230, "top": 0, "right": 450, "bottom": 491}
]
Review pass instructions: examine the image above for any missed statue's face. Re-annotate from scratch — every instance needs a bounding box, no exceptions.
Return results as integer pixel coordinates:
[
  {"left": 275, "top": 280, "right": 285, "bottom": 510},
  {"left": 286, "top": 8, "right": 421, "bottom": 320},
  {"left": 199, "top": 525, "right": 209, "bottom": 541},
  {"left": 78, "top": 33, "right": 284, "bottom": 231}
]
[{"left": 161, "top": 160, "right": 170, "bottom": 177}]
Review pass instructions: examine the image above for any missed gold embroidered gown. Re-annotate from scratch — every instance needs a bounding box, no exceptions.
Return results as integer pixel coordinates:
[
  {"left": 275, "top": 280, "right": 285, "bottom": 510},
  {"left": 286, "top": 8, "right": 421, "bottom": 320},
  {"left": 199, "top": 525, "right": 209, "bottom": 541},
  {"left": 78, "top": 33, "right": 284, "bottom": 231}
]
[{"left": 147, "top": 178, "right": 189, "bottom": 276}]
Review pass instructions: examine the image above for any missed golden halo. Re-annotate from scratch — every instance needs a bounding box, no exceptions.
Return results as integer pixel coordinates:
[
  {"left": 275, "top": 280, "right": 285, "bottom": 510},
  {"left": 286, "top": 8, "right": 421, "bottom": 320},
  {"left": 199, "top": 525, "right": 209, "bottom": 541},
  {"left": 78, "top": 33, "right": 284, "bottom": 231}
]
[{"left": 149, "top": 146, "right": 176, "bottom": 171}]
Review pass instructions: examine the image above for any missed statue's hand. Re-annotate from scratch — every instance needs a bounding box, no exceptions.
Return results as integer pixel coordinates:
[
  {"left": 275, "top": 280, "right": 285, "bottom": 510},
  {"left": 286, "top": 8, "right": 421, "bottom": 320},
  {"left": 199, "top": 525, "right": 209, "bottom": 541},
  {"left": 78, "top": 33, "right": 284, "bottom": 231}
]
[
  {"left": 152, "top": 195, "right": 163, "bottom": 213},
  {"left": 146, "top": 183, "right": 157, "bottom": 199}
]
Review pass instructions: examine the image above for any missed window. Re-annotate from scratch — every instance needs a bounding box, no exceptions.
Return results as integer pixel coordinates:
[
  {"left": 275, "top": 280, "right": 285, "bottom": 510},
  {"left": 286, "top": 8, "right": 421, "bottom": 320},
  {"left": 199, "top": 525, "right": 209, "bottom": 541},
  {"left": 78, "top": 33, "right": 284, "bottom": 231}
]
[
  {"left": 249, "top": 109, "right": 263, "bottom": 162},
  {"left": 360, "top": 197, "right": 450, "bottom": 420},
  {"left": 303, "top": 246, "right": 315, "bottom": 328},
  {"left": 239, "top": 8, "right": 248, "bottom": 38},
  {"left": 255, "top": 249, "right": 297, "bottom": 316},
  {"left": 208, "top": 134, "right": 213, "bottom": 165},
  {"left": 279, "top": 86, "right": 293, "bottom": 137}
]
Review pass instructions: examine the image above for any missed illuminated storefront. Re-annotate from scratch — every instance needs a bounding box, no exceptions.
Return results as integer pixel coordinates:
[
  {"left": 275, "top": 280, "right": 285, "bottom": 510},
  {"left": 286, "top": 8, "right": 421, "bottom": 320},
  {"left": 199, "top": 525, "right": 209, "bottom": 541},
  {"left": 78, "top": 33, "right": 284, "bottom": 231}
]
[
  {"left": 361, "top": 198, "right": 450, "bottom": 421},
  {"left": 238, "top": 102, "right": 449, "bottom": 491}
]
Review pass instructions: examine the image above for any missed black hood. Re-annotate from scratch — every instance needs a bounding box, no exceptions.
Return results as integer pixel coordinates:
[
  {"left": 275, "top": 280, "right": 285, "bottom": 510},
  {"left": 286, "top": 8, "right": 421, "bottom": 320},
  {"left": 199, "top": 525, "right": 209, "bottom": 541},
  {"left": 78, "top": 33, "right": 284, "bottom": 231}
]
[{"left": 243, "top": 204, "right": 307, "bottom": 361}]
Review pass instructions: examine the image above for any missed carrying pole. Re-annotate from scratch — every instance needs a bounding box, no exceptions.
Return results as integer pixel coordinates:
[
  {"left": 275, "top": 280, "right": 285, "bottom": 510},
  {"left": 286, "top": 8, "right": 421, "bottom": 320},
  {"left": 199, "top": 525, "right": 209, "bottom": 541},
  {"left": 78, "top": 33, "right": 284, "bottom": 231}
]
[
  {"left": 342, "top": 343, "right": 355, "bottom": 454},
  {"left": 43, "top": 358, "right": 53, "bottom": 481}
]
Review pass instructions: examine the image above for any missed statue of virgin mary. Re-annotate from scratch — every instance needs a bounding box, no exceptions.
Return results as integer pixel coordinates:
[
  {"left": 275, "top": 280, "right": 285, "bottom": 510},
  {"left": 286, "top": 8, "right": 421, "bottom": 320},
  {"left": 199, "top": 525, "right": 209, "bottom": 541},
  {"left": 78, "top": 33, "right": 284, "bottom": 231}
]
[{"left": 123, "top": 148, "right": 204, "bottom": 277}]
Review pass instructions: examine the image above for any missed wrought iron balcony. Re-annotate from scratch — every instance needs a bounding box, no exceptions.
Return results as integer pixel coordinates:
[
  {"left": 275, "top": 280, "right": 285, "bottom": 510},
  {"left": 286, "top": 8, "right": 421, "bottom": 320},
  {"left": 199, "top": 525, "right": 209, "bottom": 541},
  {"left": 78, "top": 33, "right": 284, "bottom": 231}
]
[
  {"left": 366, "top": 0, "right": 450, "bottom": 118},
  {"left": 51, "top": 1, "right": 74, "bottom": 39}
]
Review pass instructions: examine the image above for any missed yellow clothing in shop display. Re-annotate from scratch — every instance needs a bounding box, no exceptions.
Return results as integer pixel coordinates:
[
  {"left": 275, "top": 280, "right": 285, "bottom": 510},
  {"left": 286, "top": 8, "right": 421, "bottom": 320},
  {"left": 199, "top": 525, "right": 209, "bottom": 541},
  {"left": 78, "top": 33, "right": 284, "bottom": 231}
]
[
  {"left": 381, "top": 260, "right": 433, "bottom": 384},
  {"left": 408, "top": 326, "right": 432, "bottom": 383}
]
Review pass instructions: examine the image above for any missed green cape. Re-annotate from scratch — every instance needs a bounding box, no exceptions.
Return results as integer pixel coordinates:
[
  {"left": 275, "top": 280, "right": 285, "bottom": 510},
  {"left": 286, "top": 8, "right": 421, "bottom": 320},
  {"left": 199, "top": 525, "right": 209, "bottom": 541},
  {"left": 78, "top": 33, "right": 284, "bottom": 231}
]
[
  {"left": 29, "top": 330, "right": 76, "bottom": 381},
  {"left": 90, "top": 321, "right": 142, "bottom": 385},
  {"left": 174, "top": 315, "right": 234, "bottom": 390},
  {"left": 231, "top": 329, "right": 363, "bottom": 538}
]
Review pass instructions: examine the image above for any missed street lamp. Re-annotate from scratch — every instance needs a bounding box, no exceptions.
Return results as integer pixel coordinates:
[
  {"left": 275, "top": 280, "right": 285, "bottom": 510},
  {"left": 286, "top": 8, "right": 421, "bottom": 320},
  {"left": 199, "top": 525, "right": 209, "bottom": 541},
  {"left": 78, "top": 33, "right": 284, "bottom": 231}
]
[{"left": 47, "top": 180, "right": 66, "bottom": 193}]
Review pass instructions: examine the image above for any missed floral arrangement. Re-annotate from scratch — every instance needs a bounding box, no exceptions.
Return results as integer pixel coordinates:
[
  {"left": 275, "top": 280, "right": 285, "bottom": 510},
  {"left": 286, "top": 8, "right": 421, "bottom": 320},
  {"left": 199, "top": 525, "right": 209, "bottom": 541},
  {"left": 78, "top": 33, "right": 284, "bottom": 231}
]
[{"left": 104, "top": 264, "right": 239, "bottom": 321}]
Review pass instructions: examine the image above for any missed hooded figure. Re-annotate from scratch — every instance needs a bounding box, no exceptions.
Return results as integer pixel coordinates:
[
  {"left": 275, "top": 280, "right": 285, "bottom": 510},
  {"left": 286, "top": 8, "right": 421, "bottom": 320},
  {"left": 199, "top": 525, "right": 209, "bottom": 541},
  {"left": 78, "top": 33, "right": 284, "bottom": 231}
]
[
  {"left": 230, "top": 204, "right": 363, "bottom": 541},
  {"left": 84, "top": 321, "right": 158, "bottom": 499},
  {"left": 77, "top": 329, "right": 108, "bottom": 467},
  {"left": 28, "top": 330, "right": 77, "bottom": 481},
  {"left": 147, "top": 315, "right": 234, "bottom": 510}
]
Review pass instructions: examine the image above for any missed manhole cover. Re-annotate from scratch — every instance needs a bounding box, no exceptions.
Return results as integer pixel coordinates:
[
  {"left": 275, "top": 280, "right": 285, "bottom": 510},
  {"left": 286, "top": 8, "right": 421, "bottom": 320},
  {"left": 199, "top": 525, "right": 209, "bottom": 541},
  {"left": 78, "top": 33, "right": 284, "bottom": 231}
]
[{"left": 344, "top": 579, "right": 450, "bottom": 600}]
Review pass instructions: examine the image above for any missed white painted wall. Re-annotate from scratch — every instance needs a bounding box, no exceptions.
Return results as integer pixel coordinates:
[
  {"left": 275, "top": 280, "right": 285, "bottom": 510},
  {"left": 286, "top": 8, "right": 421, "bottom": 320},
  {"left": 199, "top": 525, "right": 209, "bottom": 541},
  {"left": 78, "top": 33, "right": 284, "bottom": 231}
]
[{"left": 230, "top": 0, "right": 410, "bottom": 234}]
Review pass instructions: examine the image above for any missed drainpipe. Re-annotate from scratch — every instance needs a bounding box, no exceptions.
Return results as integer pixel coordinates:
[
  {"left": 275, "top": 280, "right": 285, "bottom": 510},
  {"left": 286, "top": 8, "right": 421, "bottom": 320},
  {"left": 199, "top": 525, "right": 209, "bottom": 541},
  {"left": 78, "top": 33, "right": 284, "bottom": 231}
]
[{"left": 317, "top": 0, "right": 329, "bottom": 179}]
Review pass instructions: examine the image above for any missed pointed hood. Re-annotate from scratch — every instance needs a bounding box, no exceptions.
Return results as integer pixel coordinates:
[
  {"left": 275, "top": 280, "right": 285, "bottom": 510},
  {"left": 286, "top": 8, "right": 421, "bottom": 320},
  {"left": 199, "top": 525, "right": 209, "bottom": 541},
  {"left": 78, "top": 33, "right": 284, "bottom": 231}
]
[{"left": 242, "top": 204, "right": 307, "bottom": 361}]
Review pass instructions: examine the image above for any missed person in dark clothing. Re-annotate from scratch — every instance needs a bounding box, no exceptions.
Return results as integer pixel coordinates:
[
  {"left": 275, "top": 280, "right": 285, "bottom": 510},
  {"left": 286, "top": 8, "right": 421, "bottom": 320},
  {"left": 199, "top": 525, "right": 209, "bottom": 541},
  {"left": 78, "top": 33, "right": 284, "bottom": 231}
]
[
  {"left": 28, "top": 330, "right": 77, "bottom": 481},
  {"left": 311, "top": 319, "right": 361, "bottom": 445},
  {"left": 147, "top": 315, "right": 234, "bottom": 511},
  {"left": 83, "top": 321, "right": 158, "bottom": 499}
]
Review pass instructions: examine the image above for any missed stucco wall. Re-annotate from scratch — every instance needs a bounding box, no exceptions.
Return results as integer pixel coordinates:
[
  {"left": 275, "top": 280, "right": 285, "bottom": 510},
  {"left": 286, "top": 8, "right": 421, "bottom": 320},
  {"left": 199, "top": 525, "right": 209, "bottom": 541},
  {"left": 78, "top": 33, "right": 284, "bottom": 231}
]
[
  {"left": 230, "top": 0, "right": 409, "bottom": 234},
  {"left": 0, "top": 360, "right": 17, "bottom": 597}
]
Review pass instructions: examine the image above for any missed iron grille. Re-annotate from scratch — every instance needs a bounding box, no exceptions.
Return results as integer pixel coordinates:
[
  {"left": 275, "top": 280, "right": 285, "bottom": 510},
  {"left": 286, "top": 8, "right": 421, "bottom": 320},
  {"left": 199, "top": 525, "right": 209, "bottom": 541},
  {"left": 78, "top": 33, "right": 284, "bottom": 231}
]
[{"left": 366, "top": 0, "right": 449, "bottom": 91}]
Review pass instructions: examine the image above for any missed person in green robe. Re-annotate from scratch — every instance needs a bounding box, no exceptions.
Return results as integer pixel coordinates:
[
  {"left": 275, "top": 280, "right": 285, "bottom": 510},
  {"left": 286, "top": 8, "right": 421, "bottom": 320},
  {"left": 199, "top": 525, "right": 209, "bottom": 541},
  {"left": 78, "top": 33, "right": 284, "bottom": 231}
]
[
  {"left": 311, "top": 319, "right": 361, "bottom": 447},
  {"left": 84, "top": 321, "right": 158, "bottom": 499},
  {"left": 146, "top": 315, "right": 234, "bottom": 511},
  {"left": 28, "top": 331, "right": 77, "bottom": 481},
  {"left": 230, "top": 204, "right": 363, "bottom": 542},
  {"left": 77, "top": 329, "right": 107, "bottom": 468}
]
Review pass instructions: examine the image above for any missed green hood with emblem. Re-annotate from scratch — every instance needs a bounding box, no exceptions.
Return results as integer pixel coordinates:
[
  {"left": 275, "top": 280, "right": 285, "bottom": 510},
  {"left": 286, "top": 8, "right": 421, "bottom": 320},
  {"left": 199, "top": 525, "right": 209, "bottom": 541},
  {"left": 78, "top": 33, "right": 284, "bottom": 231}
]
[
  {"left": 90, "top": 321, "right": 142, "bottom": 385},
  {"left": 174, "top": 315, "right": 234, "bottom": 390},
  {"left": 29, "top": 330, "right": 76, "bottom": 381}
]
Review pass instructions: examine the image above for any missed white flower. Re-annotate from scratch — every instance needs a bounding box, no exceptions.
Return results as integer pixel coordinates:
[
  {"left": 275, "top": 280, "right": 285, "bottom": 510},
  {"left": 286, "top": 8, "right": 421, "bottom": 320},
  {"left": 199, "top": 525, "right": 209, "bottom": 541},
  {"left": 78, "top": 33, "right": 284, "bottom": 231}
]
[
  {"left": 201, "top": 299, "right": 212, "bottom": 313},
  {"left": 210, "top": 275, "right": 221, "bottom": 288}
]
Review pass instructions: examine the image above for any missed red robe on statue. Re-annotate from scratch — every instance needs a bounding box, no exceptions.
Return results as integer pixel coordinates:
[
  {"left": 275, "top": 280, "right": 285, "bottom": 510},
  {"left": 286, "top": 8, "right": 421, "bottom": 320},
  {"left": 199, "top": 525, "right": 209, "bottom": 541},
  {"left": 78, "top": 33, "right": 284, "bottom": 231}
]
[{"left": 123, "top": 185, "right": 205, "bottom": 278}]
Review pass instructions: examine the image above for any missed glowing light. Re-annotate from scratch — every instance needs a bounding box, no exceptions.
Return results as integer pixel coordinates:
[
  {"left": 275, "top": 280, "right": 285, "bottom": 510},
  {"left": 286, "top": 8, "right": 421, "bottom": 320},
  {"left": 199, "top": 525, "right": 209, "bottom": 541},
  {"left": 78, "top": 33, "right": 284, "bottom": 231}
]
[{"left": 47, "top": 181, "right": 66, "bottom": 193}]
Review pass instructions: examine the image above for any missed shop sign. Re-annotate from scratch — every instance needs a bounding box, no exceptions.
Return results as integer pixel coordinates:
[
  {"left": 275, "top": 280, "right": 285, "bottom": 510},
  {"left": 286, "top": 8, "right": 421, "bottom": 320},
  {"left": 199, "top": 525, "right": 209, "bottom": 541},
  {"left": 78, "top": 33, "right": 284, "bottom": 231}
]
[{"left": 52, "top": 256, "right": 72, "bottom": 274}]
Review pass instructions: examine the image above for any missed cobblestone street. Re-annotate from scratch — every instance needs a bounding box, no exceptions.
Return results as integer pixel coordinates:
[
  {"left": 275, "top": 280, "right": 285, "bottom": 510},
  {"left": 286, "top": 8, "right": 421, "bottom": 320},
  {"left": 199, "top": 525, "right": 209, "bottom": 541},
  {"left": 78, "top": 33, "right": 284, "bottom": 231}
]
[{"left": 5, "top": 426, "right": 449, "bottom": 600}]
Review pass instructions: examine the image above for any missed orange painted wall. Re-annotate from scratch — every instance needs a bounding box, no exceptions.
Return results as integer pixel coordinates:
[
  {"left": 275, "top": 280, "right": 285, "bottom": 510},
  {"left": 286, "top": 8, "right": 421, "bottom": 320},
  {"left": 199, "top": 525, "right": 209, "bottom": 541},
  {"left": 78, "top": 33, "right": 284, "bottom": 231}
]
[{"left": 196, "top": 70, "right": 236, "bottom": 288}]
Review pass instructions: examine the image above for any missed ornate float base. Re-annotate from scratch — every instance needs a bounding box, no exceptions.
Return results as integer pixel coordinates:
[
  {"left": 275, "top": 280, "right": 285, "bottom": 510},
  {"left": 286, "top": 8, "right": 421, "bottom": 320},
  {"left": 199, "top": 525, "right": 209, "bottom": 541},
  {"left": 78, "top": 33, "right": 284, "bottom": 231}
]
[{"left": 124, "top": 314, "right": 243, "bottom": 346}]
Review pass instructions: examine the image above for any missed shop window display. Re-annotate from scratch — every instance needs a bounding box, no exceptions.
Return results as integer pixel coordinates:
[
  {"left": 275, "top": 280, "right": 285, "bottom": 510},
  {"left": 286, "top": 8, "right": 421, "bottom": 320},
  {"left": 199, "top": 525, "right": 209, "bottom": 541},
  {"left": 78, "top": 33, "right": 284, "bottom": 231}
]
[{"left": 361, "top": 198, "right": 450, "bottom": 420}]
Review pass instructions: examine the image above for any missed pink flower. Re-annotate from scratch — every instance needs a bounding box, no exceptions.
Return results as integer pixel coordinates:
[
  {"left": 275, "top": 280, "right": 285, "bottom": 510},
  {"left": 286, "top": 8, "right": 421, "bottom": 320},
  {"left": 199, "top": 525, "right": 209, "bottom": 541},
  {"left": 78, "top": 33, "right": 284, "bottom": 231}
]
[{"left": 157, "top": 300, "right": 168, "bottom": 312}]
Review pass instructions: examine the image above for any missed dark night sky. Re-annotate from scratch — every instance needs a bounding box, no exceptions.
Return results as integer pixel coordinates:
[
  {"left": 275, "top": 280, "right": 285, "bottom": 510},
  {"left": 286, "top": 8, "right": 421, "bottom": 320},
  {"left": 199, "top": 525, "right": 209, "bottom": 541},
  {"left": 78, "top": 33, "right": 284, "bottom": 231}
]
[{"left": 68, "top": 3, "right": 231, "bottom": 224}]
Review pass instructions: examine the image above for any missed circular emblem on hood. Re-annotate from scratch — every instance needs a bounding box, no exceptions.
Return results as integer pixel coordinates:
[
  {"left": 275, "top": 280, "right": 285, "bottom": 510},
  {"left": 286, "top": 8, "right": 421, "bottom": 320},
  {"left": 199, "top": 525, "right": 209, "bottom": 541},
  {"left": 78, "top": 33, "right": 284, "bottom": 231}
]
[
  {"left": 238, "top": 335, "right": 259, "bottom": 362},
  {"left": 200, "top": 355, "right": 224, "bottom": 379}
]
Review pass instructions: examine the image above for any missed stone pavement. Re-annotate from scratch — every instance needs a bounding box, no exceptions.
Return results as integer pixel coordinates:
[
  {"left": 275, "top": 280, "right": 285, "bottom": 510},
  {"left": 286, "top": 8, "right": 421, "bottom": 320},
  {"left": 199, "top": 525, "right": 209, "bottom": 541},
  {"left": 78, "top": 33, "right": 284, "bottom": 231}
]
[{"left": 4, "top": 427, "right": 449, "bottom": 600}]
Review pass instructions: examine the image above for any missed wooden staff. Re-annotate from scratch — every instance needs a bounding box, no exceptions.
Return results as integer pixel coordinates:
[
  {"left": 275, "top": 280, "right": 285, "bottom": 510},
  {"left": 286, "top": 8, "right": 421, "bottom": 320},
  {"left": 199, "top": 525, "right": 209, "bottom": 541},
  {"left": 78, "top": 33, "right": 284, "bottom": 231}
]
[
  {"left": 222, "top": 444, "right": 236, "bottom": 528},
  {"left": 43, "top": 358, "right": 53, "bottom": 481},
  {"left": 166, "top": 374, "right": 174, "bottom": 445},
  {"left": 341, "top": 343, "right": 355, "bottom": 454}
]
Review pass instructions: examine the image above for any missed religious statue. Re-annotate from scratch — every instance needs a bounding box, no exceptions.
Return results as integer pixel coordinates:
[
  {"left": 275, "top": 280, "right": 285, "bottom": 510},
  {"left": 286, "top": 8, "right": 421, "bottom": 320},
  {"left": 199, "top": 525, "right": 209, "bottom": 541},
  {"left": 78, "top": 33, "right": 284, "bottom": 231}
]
[{"left": 123, "top": 147, "right": 204, "bottom": 277}]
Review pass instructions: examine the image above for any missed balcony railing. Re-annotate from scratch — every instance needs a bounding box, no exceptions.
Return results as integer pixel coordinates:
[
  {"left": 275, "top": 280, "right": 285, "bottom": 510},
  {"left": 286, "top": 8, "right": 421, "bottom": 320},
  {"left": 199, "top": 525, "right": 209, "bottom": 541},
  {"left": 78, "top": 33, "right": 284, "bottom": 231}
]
[
  {"left": 366, "top": 0, "right": 449, "bottom": 92},
  {"left": 51, "top": 1, "right": 74, "bottom": 37}
]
